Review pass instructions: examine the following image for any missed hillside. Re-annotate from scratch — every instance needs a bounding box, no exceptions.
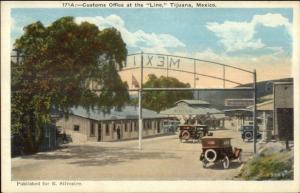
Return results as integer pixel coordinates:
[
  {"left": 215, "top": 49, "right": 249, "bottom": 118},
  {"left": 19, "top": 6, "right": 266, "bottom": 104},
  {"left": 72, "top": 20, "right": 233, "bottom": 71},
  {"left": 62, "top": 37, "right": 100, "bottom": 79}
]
[{"left": 193, "top": 77, "right": 293, "bottom": 109}]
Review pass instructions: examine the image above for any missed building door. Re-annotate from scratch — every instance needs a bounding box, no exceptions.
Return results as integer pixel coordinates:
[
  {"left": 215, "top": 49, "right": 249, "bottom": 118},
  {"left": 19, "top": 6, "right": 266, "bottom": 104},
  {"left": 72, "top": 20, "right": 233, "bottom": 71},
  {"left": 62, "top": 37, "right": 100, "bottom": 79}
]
[
  {"left": 98, "top": 123, "right": 102, "bottom": 142},
  {"left": 117, "top": 125, "right": 121, "bottom": 140},
  {"left": 277, "top": 108, "right": 293, "bottom": 141}
]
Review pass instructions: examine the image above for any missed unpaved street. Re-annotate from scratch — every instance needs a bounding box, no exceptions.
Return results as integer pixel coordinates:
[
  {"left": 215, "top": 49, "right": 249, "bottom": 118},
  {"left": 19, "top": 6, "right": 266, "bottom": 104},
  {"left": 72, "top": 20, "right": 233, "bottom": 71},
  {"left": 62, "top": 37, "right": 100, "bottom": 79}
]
[{"left": 12, "top": 129, "right": 254, "bottom": 180}]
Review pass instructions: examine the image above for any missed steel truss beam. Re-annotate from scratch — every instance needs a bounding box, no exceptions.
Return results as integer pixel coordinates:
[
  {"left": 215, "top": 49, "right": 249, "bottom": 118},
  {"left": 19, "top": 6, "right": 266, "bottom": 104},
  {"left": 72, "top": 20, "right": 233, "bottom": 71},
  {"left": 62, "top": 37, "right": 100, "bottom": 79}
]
[{"left": 120, "top": 66, "right": 243, "bottom": 86}]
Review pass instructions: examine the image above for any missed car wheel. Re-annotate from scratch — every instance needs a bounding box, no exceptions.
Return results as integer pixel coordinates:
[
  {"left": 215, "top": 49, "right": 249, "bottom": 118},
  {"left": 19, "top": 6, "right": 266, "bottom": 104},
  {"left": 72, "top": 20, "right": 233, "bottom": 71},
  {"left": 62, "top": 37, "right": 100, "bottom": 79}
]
[
  {"left": 181, "top": 130, "right": 190, "bottom": 141},
  {"left": 222, "top": 155, "right": 230, "bottom": 169},
  {"left": 244, "top": 131, "right": 253, "bottom": 140},
  {"left": 204, "top": 149, "right": 217, "bottom": 162}
]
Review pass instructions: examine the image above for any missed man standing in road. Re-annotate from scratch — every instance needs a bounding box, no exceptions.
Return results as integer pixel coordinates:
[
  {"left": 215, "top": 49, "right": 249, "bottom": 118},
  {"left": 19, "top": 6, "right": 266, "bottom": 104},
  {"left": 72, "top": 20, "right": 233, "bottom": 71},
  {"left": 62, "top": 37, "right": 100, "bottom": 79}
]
[{"left": 117, "top": 127, "right": 121, "bottom": 140}]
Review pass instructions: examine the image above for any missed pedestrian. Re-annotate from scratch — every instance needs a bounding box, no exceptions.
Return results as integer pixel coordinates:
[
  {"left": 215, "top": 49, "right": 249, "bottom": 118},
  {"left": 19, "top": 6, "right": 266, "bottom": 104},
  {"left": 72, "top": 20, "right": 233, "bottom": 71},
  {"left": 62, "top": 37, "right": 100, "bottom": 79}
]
[{"left": 117, "top": 127, "right": 121, "bottom": 140}]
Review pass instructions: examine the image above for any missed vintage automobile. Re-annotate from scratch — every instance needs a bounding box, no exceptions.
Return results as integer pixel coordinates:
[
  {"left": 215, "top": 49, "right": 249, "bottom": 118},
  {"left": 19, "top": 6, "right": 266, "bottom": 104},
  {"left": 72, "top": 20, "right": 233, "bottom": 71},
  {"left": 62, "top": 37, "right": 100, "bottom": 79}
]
[
  {"left": 199, "top": 136, "right": 242, "bottom": 169},
  {"left": 240, "top": 125, "right": 262, "bottom": 141},
  {"left": 179, "top": 124, "right": 209, "bottom": 143}
]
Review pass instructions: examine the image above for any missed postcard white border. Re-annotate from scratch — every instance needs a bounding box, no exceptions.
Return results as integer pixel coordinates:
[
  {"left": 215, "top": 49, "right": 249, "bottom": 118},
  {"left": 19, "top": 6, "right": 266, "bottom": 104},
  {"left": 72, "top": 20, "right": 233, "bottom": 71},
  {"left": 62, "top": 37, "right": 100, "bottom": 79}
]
[{"left": 1, "top": 1, "right": 300, "bottom": 192}]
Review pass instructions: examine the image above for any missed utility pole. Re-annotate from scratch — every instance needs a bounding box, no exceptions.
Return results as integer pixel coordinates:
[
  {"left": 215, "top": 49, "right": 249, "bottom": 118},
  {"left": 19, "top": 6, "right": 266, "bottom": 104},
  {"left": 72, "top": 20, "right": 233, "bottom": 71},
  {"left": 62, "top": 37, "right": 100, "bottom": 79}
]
[
  {"left": 194, "top": 60, "right": 196, "bottom": 88},
  {"left": 253, "top": 69, "right": 257, "bottom": 153},
  {"left": 223, "top": 65, "right": 225, "bottom": 88},
  {"left": 138, "top": 52, "right": 144, "bottom": 150}
]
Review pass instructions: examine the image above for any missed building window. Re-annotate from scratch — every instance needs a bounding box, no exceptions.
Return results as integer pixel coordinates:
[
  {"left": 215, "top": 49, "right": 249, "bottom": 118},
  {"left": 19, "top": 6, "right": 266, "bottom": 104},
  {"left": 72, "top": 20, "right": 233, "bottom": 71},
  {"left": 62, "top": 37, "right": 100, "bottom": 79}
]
[
  {"left": 90, "top": 121, "right": 95, "bottom": 136},
  {"left": 105, "top": 124, "right": 110, "bottom": 136},
  {"left": 157, "top": 121, "right": 160, "bottom": 133},
  {"left": 130, "top": 121, "right": 133, "bottom": 132},
  {"left": 74, "top": 125, "right": 80, "bottom": 131}
]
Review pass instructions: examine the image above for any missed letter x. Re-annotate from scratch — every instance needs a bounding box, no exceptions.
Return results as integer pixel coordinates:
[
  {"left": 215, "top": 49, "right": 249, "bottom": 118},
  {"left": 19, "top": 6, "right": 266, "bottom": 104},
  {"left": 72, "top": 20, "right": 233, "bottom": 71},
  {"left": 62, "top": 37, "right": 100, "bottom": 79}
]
[{"left": 146, "top": 56, "right": 153, "bottom": 66}]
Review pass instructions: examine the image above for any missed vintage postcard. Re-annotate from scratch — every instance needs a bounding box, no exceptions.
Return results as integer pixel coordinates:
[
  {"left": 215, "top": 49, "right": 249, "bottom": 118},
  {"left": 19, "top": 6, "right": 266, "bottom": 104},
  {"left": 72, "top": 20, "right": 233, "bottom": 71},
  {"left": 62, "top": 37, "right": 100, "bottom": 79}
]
[{"left": 1, "top": 1, "right": 300, "bottom": 192}]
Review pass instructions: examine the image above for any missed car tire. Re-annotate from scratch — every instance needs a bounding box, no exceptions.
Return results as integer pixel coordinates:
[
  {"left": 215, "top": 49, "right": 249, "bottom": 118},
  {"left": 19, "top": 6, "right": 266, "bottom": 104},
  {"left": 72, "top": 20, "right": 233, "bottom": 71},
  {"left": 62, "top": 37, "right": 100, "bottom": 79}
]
[
  {"left": 222, "top": 155, "right": 230, "bottom": 169},
  {"left": 244, "top": 131, "right": 253, "bottom": 140},
  {"left": 204, "top": 149, "right": 217, "bottom": 162},
  {"left": 181, "top": 130, "right": 190, "bottom": 141}
]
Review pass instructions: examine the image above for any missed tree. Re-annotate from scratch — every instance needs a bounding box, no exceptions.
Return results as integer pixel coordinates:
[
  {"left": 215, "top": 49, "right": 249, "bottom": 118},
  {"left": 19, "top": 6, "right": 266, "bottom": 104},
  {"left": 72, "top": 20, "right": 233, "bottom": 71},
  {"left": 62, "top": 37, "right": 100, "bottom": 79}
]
[
  {"left": 142, "top": 74, "right": 193, "bottom": 112},
  {"left": 12, "top": 17, "right": 129, "bottom": 153}
]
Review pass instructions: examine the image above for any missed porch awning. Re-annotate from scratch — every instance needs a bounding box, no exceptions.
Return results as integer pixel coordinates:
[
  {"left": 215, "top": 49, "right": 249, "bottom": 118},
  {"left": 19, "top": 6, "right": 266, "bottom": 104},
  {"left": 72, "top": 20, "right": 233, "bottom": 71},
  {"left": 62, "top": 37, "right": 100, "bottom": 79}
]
[{"left": 223, "top": 109, "right": 253, "bottom": 117}]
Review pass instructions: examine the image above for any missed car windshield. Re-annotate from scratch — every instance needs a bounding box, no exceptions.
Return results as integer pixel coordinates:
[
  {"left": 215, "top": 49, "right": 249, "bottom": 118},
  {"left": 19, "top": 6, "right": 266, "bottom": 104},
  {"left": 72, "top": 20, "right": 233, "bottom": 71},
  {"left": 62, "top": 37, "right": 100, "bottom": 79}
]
[{"left": 244, "top": 126, "right": 253, "bottom": 130}]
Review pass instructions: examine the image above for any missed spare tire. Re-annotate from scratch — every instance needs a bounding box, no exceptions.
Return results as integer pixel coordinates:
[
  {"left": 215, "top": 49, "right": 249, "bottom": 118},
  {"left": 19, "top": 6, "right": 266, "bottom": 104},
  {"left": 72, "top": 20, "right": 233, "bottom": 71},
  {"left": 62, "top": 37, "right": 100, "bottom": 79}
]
[
  {"left": 204, "top": 149, "right": 217, "bottom": 162},
  {"left": 244, "top": 131, "right": 253, "bottom": 140},
  {"left": 181, "top": 130, "right": 190, "bottom": 140}
]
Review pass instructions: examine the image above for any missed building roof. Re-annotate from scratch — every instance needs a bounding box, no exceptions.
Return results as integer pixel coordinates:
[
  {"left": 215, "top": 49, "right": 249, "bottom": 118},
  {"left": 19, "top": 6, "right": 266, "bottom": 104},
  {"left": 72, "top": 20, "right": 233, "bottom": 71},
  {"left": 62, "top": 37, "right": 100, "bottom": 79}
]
[
  {"left": 70, "top": 106, "right": 167, "bottom": 121},
  {"left": 247, "top": 100, "right": 273, "bottom": 111},
  {"left": 225, "top": 98, "right": 254, "bottom": 101},
  {"left": 273, "top": 82, "right": 293, "bottom": 85},
  {"left": 160, "top": 105, "right": 223, "bottom": 117},
  {"left": 223, "top": 108, "right": 253, "bottom": 112},
  {"left": 175, "top": 99, "right": 210, "bottom": 105},
  {"left": 260, "top": 94, "right": 273, "bottom": 101}
]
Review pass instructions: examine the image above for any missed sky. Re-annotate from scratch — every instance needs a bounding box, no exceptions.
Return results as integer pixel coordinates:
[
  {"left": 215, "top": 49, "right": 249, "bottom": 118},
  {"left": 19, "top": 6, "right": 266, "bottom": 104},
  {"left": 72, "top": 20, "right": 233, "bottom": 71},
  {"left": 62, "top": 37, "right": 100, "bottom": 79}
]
[{"left": 11, "top": 8, "right": 293, "bottom": 87}]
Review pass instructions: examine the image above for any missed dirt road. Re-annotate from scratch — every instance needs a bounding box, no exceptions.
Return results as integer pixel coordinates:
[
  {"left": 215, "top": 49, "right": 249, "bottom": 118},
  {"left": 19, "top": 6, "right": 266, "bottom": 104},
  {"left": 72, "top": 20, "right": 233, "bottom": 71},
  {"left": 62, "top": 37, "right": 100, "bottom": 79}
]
[{"left": 12, "top": 129, "right": 254, "bottom": 180}]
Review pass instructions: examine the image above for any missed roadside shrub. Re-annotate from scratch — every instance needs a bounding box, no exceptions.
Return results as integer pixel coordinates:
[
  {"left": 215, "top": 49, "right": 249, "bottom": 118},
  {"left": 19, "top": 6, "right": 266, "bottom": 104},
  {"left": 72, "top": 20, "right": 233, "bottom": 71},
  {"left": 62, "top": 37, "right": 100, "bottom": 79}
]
[{"left": 239, "top": 150, "right": 293, "bottom": 180}]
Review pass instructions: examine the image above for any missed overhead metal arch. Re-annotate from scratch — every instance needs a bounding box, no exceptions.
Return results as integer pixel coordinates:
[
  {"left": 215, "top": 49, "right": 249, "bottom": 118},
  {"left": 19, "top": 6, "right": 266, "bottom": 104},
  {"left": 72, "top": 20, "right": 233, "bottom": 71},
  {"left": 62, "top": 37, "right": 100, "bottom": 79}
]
[
  {"left": 123, "top": 52, "right": 254, "bottom": 88},
  {"left": 120, "top": 66, "right": 243, "bottom": 86}
]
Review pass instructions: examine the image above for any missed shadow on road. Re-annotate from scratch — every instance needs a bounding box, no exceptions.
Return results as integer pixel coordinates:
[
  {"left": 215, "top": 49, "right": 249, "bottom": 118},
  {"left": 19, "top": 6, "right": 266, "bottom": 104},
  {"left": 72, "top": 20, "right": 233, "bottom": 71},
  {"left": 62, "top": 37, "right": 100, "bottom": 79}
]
[
  {"left": 22, "top": 145, "right": 181, "bottom": 167},
  {"left": 204, "top": 161, "right": 242, "bottom": 170}
]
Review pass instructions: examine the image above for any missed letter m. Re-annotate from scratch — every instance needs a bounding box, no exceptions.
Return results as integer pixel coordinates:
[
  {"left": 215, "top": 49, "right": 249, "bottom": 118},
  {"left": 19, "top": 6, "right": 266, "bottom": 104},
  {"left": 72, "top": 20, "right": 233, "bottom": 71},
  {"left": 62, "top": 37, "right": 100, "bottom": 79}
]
[{"left": 169, "top": 58, "right": 180, "bottom": 68}]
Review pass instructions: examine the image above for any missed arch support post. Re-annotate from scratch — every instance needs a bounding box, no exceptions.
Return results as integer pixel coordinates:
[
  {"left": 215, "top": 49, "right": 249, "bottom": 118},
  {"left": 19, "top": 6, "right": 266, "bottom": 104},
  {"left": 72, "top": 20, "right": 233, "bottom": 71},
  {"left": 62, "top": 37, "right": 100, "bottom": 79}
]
[
  {"left": 253, "top": 69, "right": 257, "bottom": 154},
  {"left": 138, "top": 51, "right": 144, "bottom": 150}
]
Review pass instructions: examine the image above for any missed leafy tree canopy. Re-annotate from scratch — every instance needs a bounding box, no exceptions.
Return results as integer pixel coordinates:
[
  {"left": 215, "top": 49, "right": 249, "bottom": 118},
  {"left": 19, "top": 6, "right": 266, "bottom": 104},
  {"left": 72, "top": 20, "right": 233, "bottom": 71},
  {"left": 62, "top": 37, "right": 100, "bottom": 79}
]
[
  {"left": 142, "top": 74, "right": 193, "bottom": 112},
  {"left": 12, "top": 16, "right": 129, "bottom": 153}
]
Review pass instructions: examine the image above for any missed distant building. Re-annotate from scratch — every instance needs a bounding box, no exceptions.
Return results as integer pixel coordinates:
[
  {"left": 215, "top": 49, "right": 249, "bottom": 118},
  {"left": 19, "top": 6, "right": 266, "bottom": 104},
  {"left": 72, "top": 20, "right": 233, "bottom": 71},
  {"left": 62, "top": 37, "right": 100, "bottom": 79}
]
[
  {"left": 223, "top": 109, "right": 253, "bottom": 131},
  {"left": 273, "top": 82, "right": 293, "bottom": 141},
  {"left": 176, "top": 99, "right": 211, "bottom": 107},
  {"left": 224, "top": 82, "right": 294, "bottom": 142},
  {"left": 247, "top": 100, "right": 273, "bottom": 140},
  {"left": 56, "top": 106, "right": 172, "bottom": 143},
  {"left": 160, "top": 100, "right": 225, "bottom": 129},
  {"left": 224, "top": 98, "right": 254, "bottom": 108},
  {"left": 161, "top": 100, "right": 221, "bottom": 115}
]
